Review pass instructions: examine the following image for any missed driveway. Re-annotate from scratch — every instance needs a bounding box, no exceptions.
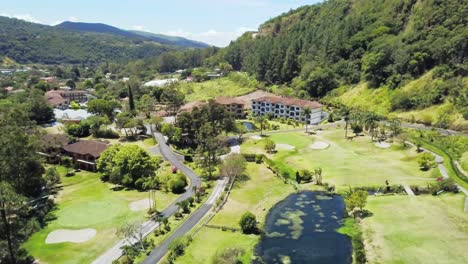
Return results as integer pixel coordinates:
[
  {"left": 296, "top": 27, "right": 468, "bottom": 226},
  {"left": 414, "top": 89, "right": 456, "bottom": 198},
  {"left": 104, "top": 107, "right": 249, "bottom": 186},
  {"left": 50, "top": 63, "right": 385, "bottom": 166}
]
[{"left": 93, "top": 132, "right": 204, "bottom": 264}]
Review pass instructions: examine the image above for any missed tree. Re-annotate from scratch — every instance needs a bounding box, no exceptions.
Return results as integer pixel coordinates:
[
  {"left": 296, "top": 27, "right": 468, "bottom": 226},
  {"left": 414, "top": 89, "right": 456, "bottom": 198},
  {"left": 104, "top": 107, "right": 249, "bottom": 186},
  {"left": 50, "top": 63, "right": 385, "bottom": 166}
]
[
  {"left": 128, "top": 84, "right": 135, "bottom": 112},
  {"left": 88, "top": 99, "right": 121, "bottom": 119},
  {"left": 161, "top": 87, "right": 185, "bottom": 117},
  {"left": 389, "top": 119, "right": 402, "bottom": 138},
  {"left": 220, "top": 154, "right": 247, "bottom": 191},
  {"left": 234, "top": 123, "right": 247, "bottom": 142},
  {"left": 342, "top": 108, "right": 351, "bottom": 138},
  {"left": 97, "top": 145, "right": 159, "bottom": 189},
  {"left": 86, "top": 116, "right": 111, "bottom": 137},
  {"left": 239, "top": 212, "right": 258, "bottom": 234},
  {"left": 0, "top": 107, "right": 45, "bottom": 197},
  {"left": 418, "top": 153, "right": 436, "bottom": 171},
  {"left": 138, "top": 94, "right": 157, "bottom": 119},
  {"left": 0, "top": 183, "right": 25, "bottom": 264},
  {"left": 220, "top": 154, "right": 246, "bottom": 179},
  {"left": 364, "top": 112, "right": 381, "bottom": 141},
  {"left": 345, "top": 190, "right": 368, "bottom": 216},
  {"left": 264, "top": 138, "right": 276, "bottom": 153},
  {"left": 65, "top": 79, "right": 76, "bottom": 89},
  {"left": 44, "top": 167, "right": 61, "bottom": 189},
  {"left": 314, "top": 168, "right": 323, "bottom": 185},
  {"left": 255, "top": 115, "right": 267, "bottom": 136},
  {"left": 303, "top": 107, "right": 312, "bottom": 133},
  {"left": 117, "top": 221, "right": 145, "bottom": 251}
]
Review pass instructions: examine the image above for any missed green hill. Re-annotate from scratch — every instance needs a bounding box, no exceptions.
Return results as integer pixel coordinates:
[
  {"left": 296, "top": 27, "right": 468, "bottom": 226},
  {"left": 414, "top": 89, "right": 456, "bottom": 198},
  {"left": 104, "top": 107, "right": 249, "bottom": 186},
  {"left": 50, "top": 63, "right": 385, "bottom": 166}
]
[
  {"left": 0, "top": 16, "right": 174, "bottom": 64},
  {"left": 219, "top": 0, "right": 467, "bottom": 130}
]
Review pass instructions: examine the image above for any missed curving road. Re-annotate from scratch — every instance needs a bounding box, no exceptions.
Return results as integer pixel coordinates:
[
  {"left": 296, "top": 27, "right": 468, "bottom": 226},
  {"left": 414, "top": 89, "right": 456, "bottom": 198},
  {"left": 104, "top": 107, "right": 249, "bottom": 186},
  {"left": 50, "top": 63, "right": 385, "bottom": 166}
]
[{"left": 92, "top": 132, "right": 217, "bottom": 264}]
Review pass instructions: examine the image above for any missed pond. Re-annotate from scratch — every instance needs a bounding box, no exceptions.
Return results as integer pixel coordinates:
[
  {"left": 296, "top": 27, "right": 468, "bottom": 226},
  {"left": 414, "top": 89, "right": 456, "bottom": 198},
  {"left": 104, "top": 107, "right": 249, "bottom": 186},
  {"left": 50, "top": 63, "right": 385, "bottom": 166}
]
[
  {"left": 242, "top": 121, "right": 255, "bottom": 132},
  {"left": 255, "top": 191, "right": 352, "bottom": 264}
]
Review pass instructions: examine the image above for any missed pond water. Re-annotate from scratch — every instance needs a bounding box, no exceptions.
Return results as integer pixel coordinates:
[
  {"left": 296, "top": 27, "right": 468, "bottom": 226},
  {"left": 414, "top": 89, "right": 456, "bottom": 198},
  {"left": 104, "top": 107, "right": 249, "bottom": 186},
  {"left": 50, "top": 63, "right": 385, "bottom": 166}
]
[
  {"left": 242, "top": 121, "right": 255, "bottom": 131},
  {"left": 255, "top": 191, "right": 352, "bottom": 264}
]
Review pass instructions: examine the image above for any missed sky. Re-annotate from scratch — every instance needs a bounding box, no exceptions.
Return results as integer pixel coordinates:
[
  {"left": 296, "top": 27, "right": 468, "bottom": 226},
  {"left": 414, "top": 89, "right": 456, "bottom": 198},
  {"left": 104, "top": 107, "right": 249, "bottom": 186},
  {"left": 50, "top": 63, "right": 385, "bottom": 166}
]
[{"left": 1, "top": 0, "right": 322, "bottom": 47}]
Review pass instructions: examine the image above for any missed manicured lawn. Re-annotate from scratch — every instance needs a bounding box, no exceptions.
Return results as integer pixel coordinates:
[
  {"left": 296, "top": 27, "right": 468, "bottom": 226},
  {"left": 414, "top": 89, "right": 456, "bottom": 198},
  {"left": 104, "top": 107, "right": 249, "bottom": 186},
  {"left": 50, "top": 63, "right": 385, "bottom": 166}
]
[
  {"left": 210, "top": 163, "right": 295, "bottom": 228},
  {"left": 361, "top": 194, "right": 468, "bottom": 263},
  {"left": 242, "top": 129, "right": 439, "bottom": 189},
  {"left": 23, "top": 169, "right": 177, "bottom": 264},
  {"left": 175, "top": 228, "right": 258, "bottom": 264}
]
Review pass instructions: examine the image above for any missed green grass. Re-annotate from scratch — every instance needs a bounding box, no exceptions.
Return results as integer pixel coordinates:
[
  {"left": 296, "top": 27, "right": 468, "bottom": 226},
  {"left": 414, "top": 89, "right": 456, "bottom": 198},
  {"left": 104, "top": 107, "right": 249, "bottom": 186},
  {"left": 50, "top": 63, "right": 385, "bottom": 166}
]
[
  {"left": 210, "top": 163, "right": 295, "bottom": 228},
  {"left": 461, "top": 152, "right": 468, "bottom": 172},
  {"left": 175, "top": 228, "right": 258, "bottom": 264},
  {"left": 178, "top": 73, "right": 257, "bottom": 102},
  {"left": 362, "top": 194, "right": 468, "bottom": 263},
  {"left": 336, "top": 82, "right": 392, "bottom": 116},
  {"left": 23, "top": 170, "right": 177, "bottom": 264},
  {"left": 242, "top": 129, "right": 439, "bottom": 189}
]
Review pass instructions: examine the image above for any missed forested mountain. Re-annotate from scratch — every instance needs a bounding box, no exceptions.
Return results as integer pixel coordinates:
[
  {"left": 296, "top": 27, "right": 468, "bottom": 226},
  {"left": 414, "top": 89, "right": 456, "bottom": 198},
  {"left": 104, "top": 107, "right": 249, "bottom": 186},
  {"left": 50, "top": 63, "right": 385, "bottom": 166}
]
[
  {"left": 0, "top": 17, "right": 175, "bottom": 64},
  {"left": 129, "top": 30, "right": 209, "bottom": 49},
  {"left": 221, "top": 0, "right": 467, "bottom": 128},
  {"left": 57, "top": 21, "right": 209, "bottom": 48}
]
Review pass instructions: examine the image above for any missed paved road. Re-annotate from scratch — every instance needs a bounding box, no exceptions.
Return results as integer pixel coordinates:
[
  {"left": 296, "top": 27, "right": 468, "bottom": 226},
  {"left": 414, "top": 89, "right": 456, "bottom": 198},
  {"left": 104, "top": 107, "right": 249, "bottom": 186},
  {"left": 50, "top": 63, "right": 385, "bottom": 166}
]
[
  {"left": 93, "top": 132, "right": 203, "bottom": 264},
  {"left": 142, "top": 177, "right": 228, "bottom": 264}
]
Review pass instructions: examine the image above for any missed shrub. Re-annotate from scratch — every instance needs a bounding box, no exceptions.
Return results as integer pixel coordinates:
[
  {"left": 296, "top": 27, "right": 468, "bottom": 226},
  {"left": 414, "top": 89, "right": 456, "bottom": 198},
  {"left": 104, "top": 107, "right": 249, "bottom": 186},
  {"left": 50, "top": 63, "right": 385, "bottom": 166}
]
[
  {"left": 239, "top": 212, "right": 258, "bottom": 234},
  {"left": 168, "top": 174, "right": 187, "bottom": 194},
  {"left": 418, "top": 153, "right": 436, "bottom": 171}
]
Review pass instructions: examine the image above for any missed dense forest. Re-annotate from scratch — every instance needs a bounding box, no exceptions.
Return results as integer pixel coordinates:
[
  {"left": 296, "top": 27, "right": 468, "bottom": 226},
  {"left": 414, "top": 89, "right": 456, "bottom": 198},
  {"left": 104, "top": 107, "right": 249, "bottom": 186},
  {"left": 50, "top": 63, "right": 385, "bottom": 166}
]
[
  {"left": 0, "top": 17, "right": 176, "bottom": 64},
  {"left": 221, "top": 0, "right": 467, "bottom": 120}
]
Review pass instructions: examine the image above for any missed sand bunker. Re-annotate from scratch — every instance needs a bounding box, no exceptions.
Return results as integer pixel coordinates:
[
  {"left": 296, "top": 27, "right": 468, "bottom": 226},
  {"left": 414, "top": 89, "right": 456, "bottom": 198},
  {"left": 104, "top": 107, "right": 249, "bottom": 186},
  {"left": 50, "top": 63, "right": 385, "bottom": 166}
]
[
  {"left": 129, "top": 199, "right": 154, "bottom": 211},
  {"left": 375, "top": 142, "right": 391, "bottom": 149},
  {"left": 276, "top": 144, "right": 295, "bottom": 150},
  {"left": 251, "top": 135, "right": 262, "bottom": 140},
  {"left": 309, "top": 141, "right": 330, "bottom": 150},
  {"left": 45, "top": 228, "right": 96, "bottom": 244}
]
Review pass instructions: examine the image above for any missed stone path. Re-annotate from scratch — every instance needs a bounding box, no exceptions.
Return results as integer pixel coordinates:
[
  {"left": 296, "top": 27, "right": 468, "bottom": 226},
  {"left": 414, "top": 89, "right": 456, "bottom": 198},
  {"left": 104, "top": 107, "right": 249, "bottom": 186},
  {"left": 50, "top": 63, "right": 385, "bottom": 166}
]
[{"left": 403, "top": 184, "right": 415, "bottom": 197}]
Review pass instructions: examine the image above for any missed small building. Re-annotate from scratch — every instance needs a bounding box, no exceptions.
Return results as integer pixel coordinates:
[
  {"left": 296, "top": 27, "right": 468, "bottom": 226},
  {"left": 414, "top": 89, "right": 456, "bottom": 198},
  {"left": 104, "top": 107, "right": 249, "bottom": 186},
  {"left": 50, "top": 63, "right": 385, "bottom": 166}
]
[
  {"left": 143, "top": 78, "right": 178, "bottom": 87},
  {"left": 39, "top": 134, "right": 73, "bottom": 163},
  {"left": 252, "top": 96, "right": 323, "bottom": 124},
  {"left": 45, "top": 90, "right": 87, "bottom": 108},
  {"left": 63, "top": 140, "right": 109, "bottom": 171},
  {"left": 215, "top": 97, "right": 246, "bottom": 118}
]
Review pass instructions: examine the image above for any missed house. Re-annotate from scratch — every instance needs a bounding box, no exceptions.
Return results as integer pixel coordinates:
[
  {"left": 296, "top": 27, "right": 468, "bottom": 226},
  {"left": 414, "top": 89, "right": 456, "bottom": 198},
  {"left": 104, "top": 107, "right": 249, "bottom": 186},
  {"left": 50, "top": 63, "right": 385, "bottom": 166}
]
[
  {"left": 39, "top": 134, "right": 73, "bottom": 163},
  {"left": 179, "top": 98, "right": 246, "bottom": 118},
  {"left": 143, "top": 78, "right": 178, "bottom": 87},
  {"left": 63, "top": 140, "right": 109, "bottom": 171},
  {"left": 40, "top": 77, "right": 56, "bottom": 83},
  {"left": 252, "top": 96, "right": 323, "bottom": 124},
  {"left": 45, "top": 90, "right": 87, "bottom": 108},
  {"left": 215, "top": 97, "right": 246, "bottom": 118}
]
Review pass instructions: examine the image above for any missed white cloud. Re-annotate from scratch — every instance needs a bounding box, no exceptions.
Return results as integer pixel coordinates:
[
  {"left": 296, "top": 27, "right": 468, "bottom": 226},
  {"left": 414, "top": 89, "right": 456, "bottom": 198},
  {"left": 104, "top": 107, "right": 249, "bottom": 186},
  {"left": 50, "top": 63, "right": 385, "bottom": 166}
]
[
  {"left": 132, "top": 25, "right": 146, "bottom": 31},
  {"left": 68, "top": 16, "right": 79, "bottom": 22},
  {"left": 0, "top": 13, "right": 43, "bottom": 24},
  {"left": 163, "top": 27, "right": 256, "bottom": 47}
]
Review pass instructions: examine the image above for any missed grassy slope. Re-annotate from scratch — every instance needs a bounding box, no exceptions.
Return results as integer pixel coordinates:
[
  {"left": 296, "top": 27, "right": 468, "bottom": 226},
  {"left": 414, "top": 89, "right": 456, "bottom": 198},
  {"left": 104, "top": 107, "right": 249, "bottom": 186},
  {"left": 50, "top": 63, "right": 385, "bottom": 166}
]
[
  {"left": 210, "top": 163, "right": 295, "bottom": 227},
  {"left": 23, "top": 169, "right": 177, "bottom": 264},
  {"left": 332, "top": 71, "right": 467, "bottom": 130},
  {"left": 241, "top": 129, "right": 439, "bottom": 189},
  {"left": 175, "top": 228, "right": 258, "bottom": 264},
  {"left": 362, "top": 194, "right": 468, "bottom": 264},
  {"left": 178, "top": 73, "right": 258, "bottom": 102}
]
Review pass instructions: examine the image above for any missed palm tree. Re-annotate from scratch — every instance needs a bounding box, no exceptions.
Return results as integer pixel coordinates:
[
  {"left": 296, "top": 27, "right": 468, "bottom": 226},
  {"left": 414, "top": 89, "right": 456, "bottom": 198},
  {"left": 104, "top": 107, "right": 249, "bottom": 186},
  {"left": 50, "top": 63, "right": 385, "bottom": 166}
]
[
  {"left": 255, "top": 115, "right": 267, "bottom": 136},
  {"left": 342, "top": 108, "right": 351, "bottom": 138},
  {"left": 303, "top": 107, "right": 312, "bottom": 133},
  {"left": 364, "top": 112, "right": 380, "bottom": 141}
]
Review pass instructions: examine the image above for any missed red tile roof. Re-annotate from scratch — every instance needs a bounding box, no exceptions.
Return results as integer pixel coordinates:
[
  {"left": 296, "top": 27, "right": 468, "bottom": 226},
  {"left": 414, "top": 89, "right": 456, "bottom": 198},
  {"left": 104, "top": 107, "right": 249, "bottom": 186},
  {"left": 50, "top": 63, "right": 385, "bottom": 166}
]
[
  {"left": 63, "top": 140, "right": 109, "bottom": 158},
  {"left": 215, "top": 97, "right": 245, "bottom": 105},
  {"left": 253, "top": 96, "right": 322, "bottom": 109}
]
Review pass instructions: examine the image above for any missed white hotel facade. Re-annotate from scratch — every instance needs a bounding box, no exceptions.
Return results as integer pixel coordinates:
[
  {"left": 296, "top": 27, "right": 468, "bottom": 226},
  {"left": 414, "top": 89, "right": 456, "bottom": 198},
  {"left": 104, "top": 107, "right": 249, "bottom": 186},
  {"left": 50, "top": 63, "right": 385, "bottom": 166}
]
[{"left": 252, "top": 96, "right": 323, "bottom": 125}]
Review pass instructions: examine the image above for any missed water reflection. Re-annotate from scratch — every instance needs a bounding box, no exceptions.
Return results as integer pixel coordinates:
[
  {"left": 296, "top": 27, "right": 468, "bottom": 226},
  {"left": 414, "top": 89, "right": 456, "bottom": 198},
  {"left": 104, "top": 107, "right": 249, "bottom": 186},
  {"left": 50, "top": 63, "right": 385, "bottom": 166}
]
[{"left": 255, "top": 191, "right": 352, "bottom": 264}]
